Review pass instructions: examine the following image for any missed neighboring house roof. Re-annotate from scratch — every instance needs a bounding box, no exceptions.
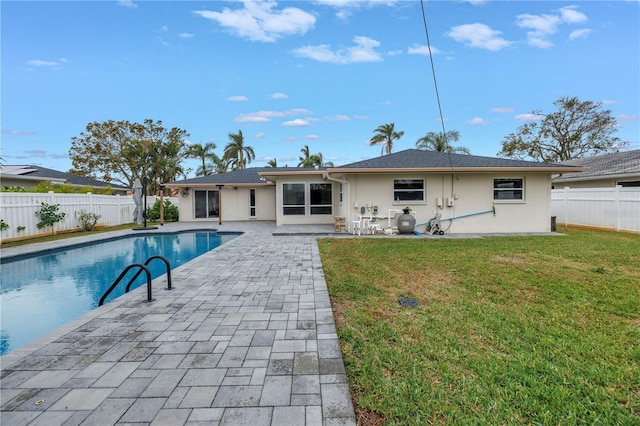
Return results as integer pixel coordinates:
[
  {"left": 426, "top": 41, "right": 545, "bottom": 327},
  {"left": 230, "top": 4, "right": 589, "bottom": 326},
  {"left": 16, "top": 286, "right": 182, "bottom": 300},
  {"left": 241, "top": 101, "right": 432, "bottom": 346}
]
[
  {"left": 166, "top": 167, "right": 325, "bottom": 188},
  {"left": 331, "top": 149, "right": 581, "bottom": 173},
  {"left": 553, "top": 150, "right": 640, "bottom": 183},
  {"left": 0, "top": 165, "right": 129, "bottom": 190}
]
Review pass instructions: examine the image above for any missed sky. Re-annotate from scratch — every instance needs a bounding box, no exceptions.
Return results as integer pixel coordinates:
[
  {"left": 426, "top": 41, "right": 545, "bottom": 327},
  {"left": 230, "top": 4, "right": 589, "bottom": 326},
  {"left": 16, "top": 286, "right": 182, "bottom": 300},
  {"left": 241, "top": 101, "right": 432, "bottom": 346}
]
[{"left": 2, "top": 0, "right": 639, "bottom": 178}]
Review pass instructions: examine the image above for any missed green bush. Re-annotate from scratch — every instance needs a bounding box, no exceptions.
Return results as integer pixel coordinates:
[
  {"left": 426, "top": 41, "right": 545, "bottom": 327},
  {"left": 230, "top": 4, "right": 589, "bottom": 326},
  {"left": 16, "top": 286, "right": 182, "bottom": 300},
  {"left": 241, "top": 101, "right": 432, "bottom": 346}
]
[
  {"left": 76, "top": 210, "right": 101, "bottom": 231},
  {"left": 146, "top": 199, "right": 179, "bottom": 221},
  {"left": 35, "top": 202, "right": 66, "bottom": 233},
  {"left": 0, "top": 219, "right": 9, "bottom": 231}
]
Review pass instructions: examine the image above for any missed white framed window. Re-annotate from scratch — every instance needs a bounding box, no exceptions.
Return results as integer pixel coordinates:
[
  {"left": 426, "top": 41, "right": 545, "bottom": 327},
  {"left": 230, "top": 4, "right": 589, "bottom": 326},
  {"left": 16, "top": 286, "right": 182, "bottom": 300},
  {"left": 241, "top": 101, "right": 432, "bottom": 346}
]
[
  {"left": 249, "top": 188, "right": 256, "bottom": 217},
  {"left": 393, "top": 179, "right": 425, "bottom": 203},
  {"left": 283, "top": 183, "right": 305, "bottom": 215},
  {"left": 493, "top": 178, "right": 524, "bottom": 201},
  {"left": 310, "top": 183, "right": 332, "bottom": 215}
]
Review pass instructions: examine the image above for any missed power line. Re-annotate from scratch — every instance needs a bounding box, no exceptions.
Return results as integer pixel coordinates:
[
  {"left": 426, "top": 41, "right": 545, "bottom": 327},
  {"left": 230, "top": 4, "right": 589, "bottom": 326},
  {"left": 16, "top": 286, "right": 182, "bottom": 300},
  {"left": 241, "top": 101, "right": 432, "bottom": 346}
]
[{"left": 420, "top": 0, "right": 456, "bottom": 181}]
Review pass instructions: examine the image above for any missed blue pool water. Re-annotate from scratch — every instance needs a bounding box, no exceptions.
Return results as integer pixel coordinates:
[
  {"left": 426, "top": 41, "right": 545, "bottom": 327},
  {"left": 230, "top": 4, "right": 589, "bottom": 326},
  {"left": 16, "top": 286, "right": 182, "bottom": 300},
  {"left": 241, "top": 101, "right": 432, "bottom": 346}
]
[{"left": 0, "top": 230, "right": 240, "bottom": 355}]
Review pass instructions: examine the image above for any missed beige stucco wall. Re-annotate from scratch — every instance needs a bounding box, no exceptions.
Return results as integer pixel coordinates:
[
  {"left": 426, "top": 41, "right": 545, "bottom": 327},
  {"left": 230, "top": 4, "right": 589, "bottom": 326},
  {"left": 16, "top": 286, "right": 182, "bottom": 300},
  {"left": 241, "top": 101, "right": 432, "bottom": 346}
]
[
  {"left": 339, "top": 172, "right": 553, "bottom": 233},
  {"left": 177, "top": 186, "right": 276, "bottom": 222}
]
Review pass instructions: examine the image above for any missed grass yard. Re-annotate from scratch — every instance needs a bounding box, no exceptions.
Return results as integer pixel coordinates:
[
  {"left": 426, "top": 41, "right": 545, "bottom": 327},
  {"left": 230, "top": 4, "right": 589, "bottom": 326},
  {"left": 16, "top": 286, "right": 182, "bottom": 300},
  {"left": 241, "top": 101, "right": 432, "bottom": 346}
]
[{"left": 318, "top": 227, "right": 640, "bottom": 425}]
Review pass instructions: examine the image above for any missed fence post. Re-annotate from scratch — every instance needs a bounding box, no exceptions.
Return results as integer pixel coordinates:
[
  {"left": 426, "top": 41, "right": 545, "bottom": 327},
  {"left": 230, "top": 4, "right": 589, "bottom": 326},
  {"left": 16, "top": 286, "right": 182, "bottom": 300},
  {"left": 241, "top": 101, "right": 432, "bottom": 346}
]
[
  {"left": 614, "top": 185, "right": 621, "bottom": 232},
  {"left": 562, "top": 187, "right": 569, "bottom": 226}
]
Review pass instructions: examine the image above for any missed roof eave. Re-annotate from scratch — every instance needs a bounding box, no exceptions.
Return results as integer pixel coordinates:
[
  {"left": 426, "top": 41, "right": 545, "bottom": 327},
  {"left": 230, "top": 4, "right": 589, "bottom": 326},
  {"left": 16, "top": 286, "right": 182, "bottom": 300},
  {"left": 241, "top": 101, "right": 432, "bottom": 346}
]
[
  {"left": 329, "top": 166, "right": 585, "bottom": 173},
  {"left": 164, "top": 182, "right": 274, "bottom": 188},
  {"left": 553, "top": 171, "right": 640, "bottom": 182}
]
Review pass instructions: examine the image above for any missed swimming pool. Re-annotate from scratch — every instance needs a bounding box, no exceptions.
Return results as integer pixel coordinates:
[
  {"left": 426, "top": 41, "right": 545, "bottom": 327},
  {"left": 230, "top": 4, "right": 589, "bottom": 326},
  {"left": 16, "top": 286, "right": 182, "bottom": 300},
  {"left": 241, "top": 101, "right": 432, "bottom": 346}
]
[{"left": 0, "top": 230, "right": 240, "bottom": 355}]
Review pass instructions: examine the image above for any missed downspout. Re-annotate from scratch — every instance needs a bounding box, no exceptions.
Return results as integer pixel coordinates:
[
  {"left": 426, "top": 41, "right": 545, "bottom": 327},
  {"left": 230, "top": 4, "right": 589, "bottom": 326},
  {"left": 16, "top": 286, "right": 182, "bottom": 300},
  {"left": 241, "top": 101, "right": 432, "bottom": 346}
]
[{"left": 324, "top": 170, "right": 351, "bottom": 225}]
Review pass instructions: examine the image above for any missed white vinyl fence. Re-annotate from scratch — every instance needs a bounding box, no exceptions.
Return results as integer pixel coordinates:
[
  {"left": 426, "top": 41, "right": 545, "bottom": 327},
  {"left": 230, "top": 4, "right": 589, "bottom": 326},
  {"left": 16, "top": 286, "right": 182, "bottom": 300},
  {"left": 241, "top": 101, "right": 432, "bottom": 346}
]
[
  {"left": 551, "top": 186, "right": 640, "bottom": 233},
  {"left": 0, "top": 192, "right": 179, "bottom": 242}
]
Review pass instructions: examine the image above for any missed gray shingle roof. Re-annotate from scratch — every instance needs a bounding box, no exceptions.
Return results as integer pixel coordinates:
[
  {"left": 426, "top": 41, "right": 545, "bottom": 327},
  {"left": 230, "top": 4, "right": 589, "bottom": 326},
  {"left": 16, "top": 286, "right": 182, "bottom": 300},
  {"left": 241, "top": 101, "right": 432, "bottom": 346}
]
[
  {"left": 1, "top": 165, "right": 129, "bottom": 189},
  {"left": 336, "top": 149, "right": 575, "bottom": 169},
  {"left": 170, "top": 167, "right": 322, "bottom": 186},
  {"left": 554, "top": 150, "right": 640, "bottom": 181}
]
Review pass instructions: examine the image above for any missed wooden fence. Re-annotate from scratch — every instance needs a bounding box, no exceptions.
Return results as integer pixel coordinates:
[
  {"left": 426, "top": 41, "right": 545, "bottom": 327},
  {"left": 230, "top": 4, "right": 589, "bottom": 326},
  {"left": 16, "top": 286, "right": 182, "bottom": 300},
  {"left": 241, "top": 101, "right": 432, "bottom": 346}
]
[
  {"left": 551, "top": 186, "right": 640, "bottom": 233},
  {"left": 0, "top": 192, "right": 179, "bottom": 242}
]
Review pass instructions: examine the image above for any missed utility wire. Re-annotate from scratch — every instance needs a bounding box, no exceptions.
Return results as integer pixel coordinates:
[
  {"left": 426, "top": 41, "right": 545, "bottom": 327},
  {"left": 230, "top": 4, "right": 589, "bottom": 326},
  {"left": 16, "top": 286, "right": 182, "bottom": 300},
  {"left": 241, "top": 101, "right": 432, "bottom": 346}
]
[{"left": 420, "top": 0, "right": 457, "bottom": 182}]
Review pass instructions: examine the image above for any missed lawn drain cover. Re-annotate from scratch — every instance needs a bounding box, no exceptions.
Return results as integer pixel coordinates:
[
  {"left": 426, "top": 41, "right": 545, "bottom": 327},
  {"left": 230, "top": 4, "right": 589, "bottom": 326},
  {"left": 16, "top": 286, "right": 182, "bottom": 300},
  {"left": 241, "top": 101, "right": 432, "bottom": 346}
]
[{"left": 398, "top": 297, "right": 419, "bottom": 307}]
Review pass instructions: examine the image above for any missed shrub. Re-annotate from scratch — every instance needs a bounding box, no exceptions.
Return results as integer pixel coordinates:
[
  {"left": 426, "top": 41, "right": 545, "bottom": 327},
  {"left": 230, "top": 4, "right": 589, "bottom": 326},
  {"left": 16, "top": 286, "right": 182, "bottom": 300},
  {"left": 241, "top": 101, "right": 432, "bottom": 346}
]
[
  {"left": 76, "top": 210, "right": 101, "bottom": 231},
  {"left": 35, "top": 202, "right": 66, "bottom": 233},
  {"left": 146, "top": 199, "right": 179, "bottom": 222},
  {"left": 0, "top": 219, "right": 8, "bottom": 231}
]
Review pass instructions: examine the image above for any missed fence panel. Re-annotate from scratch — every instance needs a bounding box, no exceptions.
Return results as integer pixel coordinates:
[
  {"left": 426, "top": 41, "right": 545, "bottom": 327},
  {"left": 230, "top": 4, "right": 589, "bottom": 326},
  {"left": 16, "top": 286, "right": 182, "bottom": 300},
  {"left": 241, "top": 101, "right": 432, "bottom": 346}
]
[
  {"left": 552, "top": 186, "right": 640, "bottom": 233},
  {"left": 0, "top": 193, "right": 179, "bottom": 241}
]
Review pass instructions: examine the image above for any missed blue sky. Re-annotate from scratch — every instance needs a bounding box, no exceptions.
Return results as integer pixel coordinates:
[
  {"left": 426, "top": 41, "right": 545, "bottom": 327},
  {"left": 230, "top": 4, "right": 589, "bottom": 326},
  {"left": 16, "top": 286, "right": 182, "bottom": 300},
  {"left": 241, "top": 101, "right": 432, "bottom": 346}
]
[{"left": 2, "top": 0, "right": 639, "bottom": 177}]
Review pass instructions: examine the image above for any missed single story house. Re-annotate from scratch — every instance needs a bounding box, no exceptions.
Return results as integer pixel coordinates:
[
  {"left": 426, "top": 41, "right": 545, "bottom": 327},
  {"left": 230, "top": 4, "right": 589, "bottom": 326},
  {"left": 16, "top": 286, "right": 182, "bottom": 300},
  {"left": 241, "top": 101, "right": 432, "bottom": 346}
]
[
  {"left": 552, "top": 149, "right": 640, "bottom": 188},
  {"left": 165, "top": 149, "right": 582, "bottom": 233},
  {"left": 0, "top": 165, "right": 130, "bottom": 195}
]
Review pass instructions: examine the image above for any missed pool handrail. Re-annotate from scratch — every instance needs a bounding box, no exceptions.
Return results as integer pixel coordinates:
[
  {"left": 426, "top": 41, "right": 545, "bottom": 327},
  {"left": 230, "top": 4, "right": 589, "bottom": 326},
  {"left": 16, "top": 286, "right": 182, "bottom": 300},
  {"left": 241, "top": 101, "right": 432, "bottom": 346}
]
[
  {"left": 99, "top": 263, "right": 153, "bottom": 306},
  {"left": 125, "top": 255, "right": 173, "bottom": 292}
]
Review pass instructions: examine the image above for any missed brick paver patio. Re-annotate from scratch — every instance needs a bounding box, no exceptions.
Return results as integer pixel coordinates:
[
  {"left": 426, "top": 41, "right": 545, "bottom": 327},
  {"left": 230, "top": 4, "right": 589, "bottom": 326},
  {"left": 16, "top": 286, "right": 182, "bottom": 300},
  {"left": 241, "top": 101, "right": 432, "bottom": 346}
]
[{"left": 0, "top": 222, "right": 356, "bottom": 425}]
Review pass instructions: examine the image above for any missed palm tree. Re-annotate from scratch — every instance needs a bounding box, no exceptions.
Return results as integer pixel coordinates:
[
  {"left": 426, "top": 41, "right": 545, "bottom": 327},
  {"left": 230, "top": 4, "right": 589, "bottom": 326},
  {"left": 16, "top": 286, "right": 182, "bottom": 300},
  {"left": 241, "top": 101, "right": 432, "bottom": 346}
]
[
  {"left": 223, "top": 130, "right": 255, "bottom": 170},
  {"left": 415, "top": 130, "right": 471, "bottom": 154},
  {"left": 267, "top": 158, "right": 278, "bottom": 167},
  {"left": 369, "top": 123, "right": 404, "bottom": 155},
  {"left": 310, "top": 152, "right": 334, "bottom": 167},
  {"left": 186, "top": 142, "right": 218, "bottom": 176},
  {"left": 298, "top": 145, "right": 314, "bottom": 167}
]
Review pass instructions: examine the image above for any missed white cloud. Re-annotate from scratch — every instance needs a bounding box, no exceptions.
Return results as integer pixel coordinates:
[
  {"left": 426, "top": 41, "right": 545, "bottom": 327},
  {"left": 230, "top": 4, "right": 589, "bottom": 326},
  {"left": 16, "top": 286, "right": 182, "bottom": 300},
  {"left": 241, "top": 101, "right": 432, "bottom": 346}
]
[
  {"left": 466, "top": 117, "right": 488, "bottom": 126},
  {"left": 227, "top": 95, "right": 249, "bottom": 102},
  {"left": 305, "top": 134, "right": 320, "bottom": 140},
  {"left": 292, "top": 35, "right": 383, "bottom": 64},
  {"left": 490, "top": 107, "right": 514, "bottom": 113},
  {"left": 234, "top": 108, "right": 312, "bottom": 123},
  {"left": 601, "top": 99, "right": 619, "bottom": 105},
  {"left": 569, "top": 29, "right": 591, "bottom": 40},
  {"left": 270, "top": 92, "right": 288, "bottom": 99},
  {"left": 283, "top": 118, "right": 310, "bottom": 127},
  {"left": 516, "top": 5, "right": 589, "bottom": 48},
  {"left": 559, "top": 5, "right": 588, "bottom": 24},
  {"left": 27, "top": 59, "right": 60, "bottom": 67},
  {"left": 254, "top": 132, "right": 266, "bottom": 138},
  {"left": 515, "top": 113, "right": 544, "bottom": 122},
  {"left": 446, "top": 23, "right": 512, "bottom": 51},
  {"left": 407, "top": 44, "right": 442, "bottom": 56},
  {"left": 616, "top": 114, "right": 640, "bottom": 123},
  {"left": 193, "top": 1, "right": 316, "bottom": 43},
  {"left": 118, "top": 0, "right": 137, "bottom": 8},
  {"left": 178, "top": 33, "right": 195, "bottom": 39},
  {"left": 1, "top": 126, "right": 37, "bottom": 135}
]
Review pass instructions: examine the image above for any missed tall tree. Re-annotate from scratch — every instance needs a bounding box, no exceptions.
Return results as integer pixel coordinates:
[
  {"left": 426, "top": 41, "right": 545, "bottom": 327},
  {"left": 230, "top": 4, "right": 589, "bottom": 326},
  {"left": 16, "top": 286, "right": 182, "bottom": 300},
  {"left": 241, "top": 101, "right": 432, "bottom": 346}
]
[
  {"left": 69, "top": 119, "right": 189, "bottom": 190},
  {"left": 186, "top": 142, "right": 219, "bottom": 176},
  {"left": 498, "top": 96, "right": 622, "bottom": 162},
  {"left": 223, "top": 130, "right": 255, "bottom": 170},
  {"left": 298, "top": 145, "right": 314, "bottom": 167},
  {"left": 310, "top": 152, "right": 334, "bottom": 167},
  {"left": 369, "top": 123, "right": 404, "bottom": 155},
  {"left": 267, "top": 158, "right": 278, "bottom": 167},
  {"left": 416, "top": 130, "right": 470, "bottom": 154}
]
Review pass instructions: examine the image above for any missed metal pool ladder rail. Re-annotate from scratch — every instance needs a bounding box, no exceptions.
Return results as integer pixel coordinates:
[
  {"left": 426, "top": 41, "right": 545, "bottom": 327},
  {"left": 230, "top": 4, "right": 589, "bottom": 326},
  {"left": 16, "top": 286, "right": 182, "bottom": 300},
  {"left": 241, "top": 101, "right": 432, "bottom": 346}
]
[{"left": 99, "top": 255, "right": 173, "bottom": 306}]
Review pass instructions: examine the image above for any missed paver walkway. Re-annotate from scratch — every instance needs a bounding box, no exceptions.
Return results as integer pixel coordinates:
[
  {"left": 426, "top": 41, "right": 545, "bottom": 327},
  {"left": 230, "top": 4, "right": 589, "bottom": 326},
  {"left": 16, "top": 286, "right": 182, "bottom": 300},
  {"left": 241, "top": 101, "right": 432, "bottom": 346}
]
[{"left": 0, "top": 222, "right": 356, "bottom": 425}]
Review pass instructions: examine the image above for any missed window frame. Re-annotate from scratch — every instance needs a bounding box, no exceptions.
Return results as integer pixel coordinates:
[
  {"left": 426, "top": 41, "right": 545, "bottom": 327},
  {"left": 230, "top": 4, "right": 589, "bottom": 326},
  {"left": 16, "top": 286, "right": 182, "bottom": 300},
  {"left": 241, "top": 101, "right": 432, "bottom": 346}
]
[
  {"left": 282, "top": 183, "right": 306, "bottom": 216},
  {"left": 309, "top": 182, "right": 333, "bottom": 216},
  {"left": 249, "top": 188, "right": 256, "bottom": 217},
  {"left": 493, "top": 177, "right": 525, "bottom": 202},
  {"left": 392, "top": 178, "right": 425, "bottom": 205}
]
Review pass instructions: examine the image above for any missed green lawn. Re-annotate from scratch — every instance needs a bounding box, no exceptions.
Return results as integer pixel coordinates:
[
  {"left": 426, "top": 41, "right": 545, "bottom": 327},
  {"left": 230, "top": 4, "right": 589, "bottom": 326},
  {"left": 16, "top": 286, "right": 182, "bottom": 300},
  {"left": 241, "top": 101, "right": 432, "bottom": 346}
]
[{"left": 318, "top": 227, "right": 640, "bottom": 425}]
